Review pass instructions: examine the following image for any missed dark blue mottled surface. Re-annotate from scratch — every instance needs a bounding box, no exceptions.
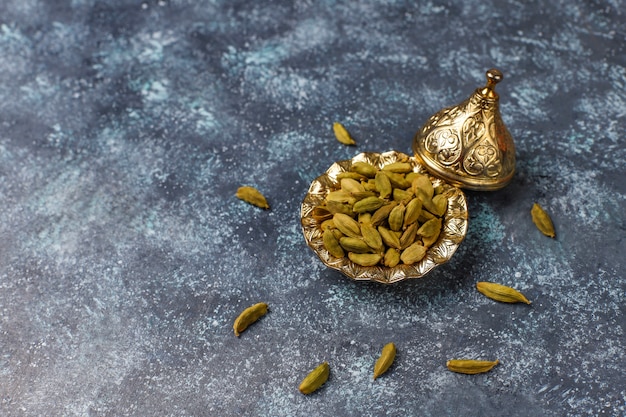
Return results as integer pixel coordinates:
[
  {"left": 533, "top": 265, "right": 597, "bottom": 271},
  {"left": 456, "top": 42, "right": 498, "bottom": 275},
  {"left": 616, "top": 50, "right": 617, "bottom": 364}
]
[{"left": 0, "top": 1, "right": 624, "bottom": 416}]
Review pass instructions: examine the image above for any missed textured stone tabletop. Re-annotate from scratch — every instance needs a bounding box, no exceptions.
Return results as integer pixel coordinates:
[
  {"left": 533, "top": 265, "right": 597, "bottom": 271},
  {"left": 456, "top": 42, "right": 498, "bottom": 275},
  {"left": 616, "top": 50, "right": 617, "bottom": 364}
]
[{"left": 0, "top": 1, "right": 625, "bottom": 416}]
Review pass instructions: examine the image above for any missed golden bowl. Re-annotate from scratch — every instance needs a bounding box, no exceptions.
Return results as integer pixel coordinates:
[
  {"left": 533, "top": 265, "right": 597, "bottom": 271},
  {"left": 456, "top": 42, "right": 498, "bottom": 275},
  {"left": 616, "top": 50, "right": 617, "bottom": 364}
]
[{"left": 300, "top": 151, "right": 469, "bottom": 284}]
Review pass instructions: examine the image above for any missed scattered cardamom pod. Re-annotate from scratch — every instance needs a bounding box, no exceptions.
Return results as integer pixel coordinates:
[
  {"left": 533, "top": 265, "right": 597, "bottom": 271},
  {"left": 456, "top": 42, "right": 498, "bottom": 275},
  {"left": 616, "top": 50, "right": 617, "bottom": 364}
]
[
  {"left": 236, "top": 186, "right": 270, "bottom": 209},
  {"left": 446, "top": 359, "right": 499, "bottom": 374},
  {"left": 333, "top": 122, "right": 355, "bottom": 145},
  {"left": 373, "top": 342, "right": 396, "bottom": 380},
  {"left": 233, "top": 302, "right": 268, "bottom": 337},
  {"left": 476, "top": 281, "right": 531, "bottom": 304},
  {"left": 531, "top": 202, "right": 556, "bottom": 238},
  {"left": 299, "top": 362, "right": 330, "bottom": 395}
]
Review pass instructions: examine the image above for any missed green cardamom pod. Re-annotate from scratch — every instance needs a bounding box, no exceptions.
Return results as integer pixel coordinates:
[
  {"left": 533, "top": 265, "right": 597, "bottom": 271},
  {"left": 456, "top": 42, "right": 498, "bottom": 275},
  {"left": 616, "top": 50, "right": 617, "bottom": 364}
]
[
  {"left": 236, "top": 186, "right": 270, "bottom": 209},
  {"left": 340, "top": 178, "right": 365, "bottom": 194},
  {"left": 446, "top": 359, "right": 499, "bottom": 375},
  {"left": 382, "top": 162, "right": 413, "bottom": 173},
  {"left": 361, "top": 223, "right": 384, "bottom": 252},
  {"left": 378, "top": 226, "right": 401, "bottom": 249},
  {"left": 233, "top": 302, "right": 268, "bottom": 337},
  {"left": 371, "top": 202, "right": 397, "bottom": 226},
  {"left": 333, "top": 122, "right": 355, "bottom": 145},
  {"left": 531, "top": 203, "right": 556, "bottom": 238},
  {"left": 352, "top": 196, "right": 385, "bottom": 213},
  {"left": 403, "top": 198, "right": 423, "bottom": 227},
  {"left": 383, "top": 248, "right": 400, "bottom": 267},
  {"left": 399, "top": 221, "right": 418, "bottom": 249},
  {"left": 476, "top": 282, "right": 531, "bottom": 304},
  {"left": 400, "top": 242, "right": 427, "bottom": 265},
  {"left": 388, "top": 203, "right": 406, "bottom": 232},
  {"left": 348, "top": 252, "right": 382, "bottom": 266},
  {"left": 350, "top": 162, "right": 377, "bottom": 178},
  {"left": 417, "top": 218, "right": 442, "bottom": 238},
  {"left": 373, "top": 342, "right": 396, "bottom": 380},
  {"left": 323, "top": 229, "right": 345, "bottom": 258},
  {"left": 333, "top": 213, "right": 361, "bottom": 238},
  {"left": 339, "top": 237, "right": 372, "bottom": 253},
  {"left": 411, "top": 174, "right": 434, "bottom": 200},
  {"left": 299, "top": 362, "right": 330, "bottom": 394},
  {"left": 375, "top": 171, "right": 392, "bottom": 199},
  {"left": 326, "top": 200, "right": 354, "bottom": 216}
]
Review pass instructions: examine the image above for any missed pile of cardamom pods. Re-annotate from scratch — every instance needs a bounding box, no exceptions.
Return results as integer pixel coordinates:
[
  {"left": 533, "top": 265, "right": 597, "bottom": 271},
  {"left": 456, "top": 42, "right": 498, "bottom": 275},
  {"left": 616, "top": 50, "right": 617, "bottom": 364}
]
[{"left": 311, "top": 160, "right": 447, "bottom": 267}]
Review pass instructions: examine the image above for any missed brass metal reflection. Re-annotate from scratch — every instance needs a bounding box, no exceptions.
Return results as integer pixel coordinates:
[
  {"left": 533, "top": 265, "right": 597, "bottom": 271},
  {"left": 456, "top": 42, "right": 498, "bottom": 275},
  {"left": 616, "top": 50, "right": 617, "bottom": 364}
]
[{"left": 413, "top": 69, "right": 516, "bottom": 191}]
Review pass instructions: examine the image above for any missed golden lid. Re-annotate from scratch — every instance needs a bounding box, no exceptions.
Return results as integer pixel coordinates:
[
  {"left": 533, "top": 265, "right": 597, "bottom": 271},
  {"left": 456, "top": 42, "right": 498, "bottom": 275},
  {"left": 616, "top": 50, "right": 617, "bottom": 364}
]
[{"left": 412, "top": 69, "right": 515, "bottom": 191}]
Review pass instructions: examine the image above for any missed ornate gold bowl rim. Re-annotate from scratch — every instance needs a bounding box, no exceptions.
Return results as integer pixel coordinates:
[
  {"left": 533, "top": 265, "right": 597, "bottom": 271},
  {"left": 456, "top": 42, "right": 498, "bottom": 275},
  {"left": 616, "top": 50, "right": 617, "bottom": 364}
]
[{"left": 300, "top": 151, "right": 469, "bottom": 284}]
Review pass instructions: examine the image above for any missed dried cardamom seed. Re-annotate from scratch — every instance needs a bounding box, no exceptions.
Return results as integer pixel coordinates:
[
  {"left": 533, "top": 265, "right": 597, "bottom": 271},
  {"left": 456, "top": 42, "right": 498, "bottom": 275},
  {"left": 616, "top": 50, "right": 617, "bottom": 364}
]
[
  {"left": 323, "top": 229, "right": 345, "bottom": 258},
  {"left": 333, "top": 122, "right": 355, "bottom": 146},
  {"left": 382, "top": 162, "right": 413, "bottom": 173},
  {"left": 326, "top": 200, "right": 354, "bottom": 216},
  {"left": 392, "top": 188, "right": 413, "bottom": 202},
  {"left": 333, "top": 213, "right": 361, "bottom": 238},
  {"left": 352, "top": 196, "right": 385, "bottom": 213},
  {"left": 339, "top": 237, "right": 372, "bottom": 253},
  {"left": 371, "top": 202, "right": 397, "bottom": 226},
  {"left": 412, "top": 174, "right": 434, "bottom": 200},
  {"left": 361, "top": 223, "right": 384, "bottom": 252},
  {"left": 340, "top": 178, "right": 365, "bottom": 194},
  {"left": 417, "top": 217, "right": 442, "bottom": 238},
  {"left": 399, "top": 222, "right": 418, "bottom": 249},
  {"left": 351, "top": 191, "right": 377, "bottom": 201},
  {"left": 388, "top": 203, "right": 406, "bottom": 232},
  {"left": 312, "top": 206, "right": 333, "bottom": 223},
  {"left": 236, "top": 186, "right": 270, "bottom": 209},
  {"left": 327, "top": 190, "right": 356, "bottom": 204},
  {"left": 373, "top": 342, "right": 396, "bottom": 380},
  {"left": 350, "top": 162, "right": 377, "bottom": 178},
  {"left": 381, "top": 171, "right": 411, "bottom": 189},
  {"left": 299, "top": 362, "right": 330, "bottom": 395},
  {"left": 348, "top": 252, "right": 382, "bottom": 266},
  {"left": 375, "top": 171, "right": 392, "bottom": 199},
  {"left": 400, "top": 242, "right": 427, "bottom": 265},
  {"left": 446, "top": 359, "right": 499, "bottom": 374},
  {"left": 476, "top": 282, "right": 531, "bottom": 304},
  {"left": 430, "top": 194, "right": 448, "bottom": 217},
  {"left": 336, "top": 171, "right": 366, "bottom": 181},
  {"left": 421, "top": 226, "right": 441, "bottom": 247},
  {"left": 531, "top": 203, "right": 556, "bottom": 238},
  {"left": 319, "top": 218, "right": 335, "bottom": 231},
  {"left": 383, "top": 248, "right": 400, "bottom": 267},
  {"left": 403, "top": 198, "right": 423, "bottom": 227},
  {"left": 378, "top": 226, "right": 401, "bottom": 250},
  {"left": 233, "top": 302, "right": 268, "bottom": 337}
]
